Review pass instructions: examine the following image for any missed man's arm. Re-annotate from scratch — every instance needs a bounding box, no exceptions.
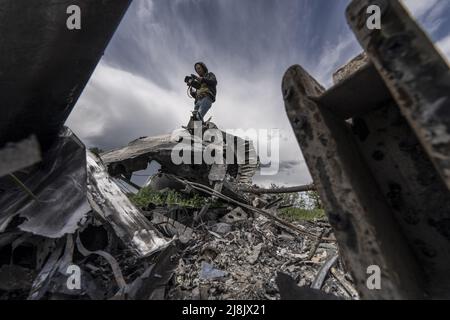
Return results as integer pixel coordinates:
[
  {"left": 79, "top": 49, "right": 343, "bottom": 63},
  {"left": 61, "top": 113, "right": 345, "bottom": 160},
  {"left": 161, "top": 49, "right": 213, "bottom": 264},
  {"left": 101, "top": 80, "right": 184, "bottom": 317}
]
[
  {"left": 190, "top": 88, "right": 197, "bottom": 98},
  {"left": 201, "top": 72, "right": 217, "bottom": 86}
]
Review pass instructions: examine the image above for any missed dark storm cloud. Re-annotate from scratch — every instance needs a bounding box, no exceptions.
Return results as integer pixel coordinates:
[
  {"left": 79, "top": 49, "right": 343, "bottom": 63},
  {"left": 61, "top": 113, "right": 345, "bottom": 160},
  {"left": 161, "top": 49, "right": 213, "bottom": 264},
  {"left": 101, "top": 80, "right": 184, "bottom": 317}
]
[
  {"left": 67, "top": 0, "right": 449, "bottom": 187},
  {"left": 102, "top": 0, "right": 358, "bottom": 88}
]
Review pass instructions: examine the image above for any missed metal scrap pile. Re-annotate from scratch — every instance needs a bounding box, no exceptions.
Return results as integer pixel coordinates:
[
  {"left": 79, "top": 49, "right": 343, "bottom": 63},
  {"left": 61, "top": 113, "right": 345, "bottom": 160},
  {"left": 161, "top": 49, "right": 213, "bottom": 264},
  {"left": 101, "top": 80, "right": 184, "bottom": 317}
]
[
  {"left": 0, "top": 130, "right": 356, "bottom": 300},
  {"left": 1, "top": 0, "right": 363, "bottom": 301},
  {"left": 145, "top": 205, "right": 359, "bottom": 300}
]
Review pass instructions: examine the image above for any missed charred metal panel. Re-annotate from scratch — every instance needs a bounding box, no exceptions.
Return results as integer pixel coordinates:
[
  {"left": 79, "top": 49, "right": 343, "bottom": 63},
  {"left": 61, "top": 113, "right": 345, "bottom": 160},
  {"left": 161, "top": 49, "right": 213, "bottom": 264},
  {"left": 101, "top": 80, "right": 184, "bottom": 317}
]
[
  {"left": 282, "top": 65, "right": 424, "bottom": 299},
  {"left": 0, "top": 0, "right": 132, "bottom": 150},
  {"left": 347, "top": 0, "right": 450, "bottom": 191},
  {"left": 354, "top": 103, "right": 450, "bottom": 298}
]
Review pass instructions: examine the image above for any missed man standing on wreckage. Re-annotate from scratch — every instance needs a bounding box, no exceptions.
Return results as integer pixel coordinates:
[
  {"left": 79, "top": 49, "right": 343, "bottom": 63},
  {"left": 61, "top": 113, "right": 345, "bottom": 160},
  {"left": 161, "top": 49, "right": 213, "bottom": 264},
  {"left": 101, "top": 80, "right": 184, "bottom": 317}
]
[{"left": 185, "top": 62, "right": 218, "bottom": 122}]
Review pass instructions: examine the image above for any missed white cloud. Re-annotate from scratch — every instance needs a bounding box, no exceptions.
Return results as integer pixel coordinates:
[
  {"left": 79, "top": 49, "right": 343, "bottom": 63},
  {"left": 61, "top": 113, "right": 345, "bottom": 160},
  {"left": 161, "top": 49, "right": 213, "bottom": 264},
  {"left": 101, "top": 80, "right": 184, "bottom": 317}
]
[
  {"left": 313, "top": 34, "right": 361, "bottom": 87},
  {"left": 403, "top": 0, "right": 448, "bottom": 35},
  {"left": 66, "top": 62, "right": 190, "bottom": 149},
  {"left": 403, "top": 0, "right": 440, "bottom": 18},
  {"left": 436, "top": 34, "right": 450, "bottom": 61}
]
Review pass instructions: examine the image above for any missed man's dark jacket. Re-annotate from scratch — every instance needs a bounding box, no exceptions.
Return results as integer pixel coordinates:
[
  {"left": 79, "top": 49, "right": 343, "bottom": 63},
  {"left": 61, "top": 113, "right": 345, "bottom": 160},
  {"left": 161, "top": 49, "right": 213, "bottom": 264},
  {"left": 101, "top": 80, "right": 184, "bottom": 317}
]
[{"left": 192, "top": 62, "right": 217, "bottom": 102}]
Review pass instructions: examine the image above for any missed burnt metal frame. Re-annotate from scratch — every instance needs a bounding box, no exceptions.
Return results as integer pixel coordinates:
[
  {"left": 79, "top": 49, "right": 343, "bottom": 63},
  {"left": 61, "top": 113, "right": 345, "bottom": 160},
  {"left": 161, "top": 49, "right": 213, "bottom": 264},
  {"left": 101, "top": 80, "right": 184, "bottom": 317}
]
[{"left": 283, "top": 0, "right": 450, "bottom": 299}]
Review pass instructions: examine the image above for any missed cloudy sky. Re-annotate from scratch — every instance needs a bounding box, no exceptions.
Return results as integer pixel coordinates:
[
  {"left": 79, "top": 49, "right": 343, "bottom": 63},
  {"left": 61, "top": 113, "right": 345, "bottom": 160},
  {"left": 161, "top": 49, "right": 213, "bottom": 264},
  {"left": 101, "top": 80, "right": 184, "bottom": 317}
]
[{"left": 66, "top": 0, "right": 450, "bottom": 187}]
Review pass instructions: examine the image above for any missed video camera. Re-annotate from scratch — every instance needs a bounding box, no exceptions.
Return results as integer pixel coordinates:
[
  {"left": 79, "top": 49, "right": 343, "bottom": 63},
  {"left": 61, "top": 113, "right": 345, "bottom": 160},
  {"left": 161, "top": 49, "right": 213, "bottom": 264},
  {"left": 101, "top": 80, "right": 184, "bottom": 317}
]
[{"left": 184, "top": 74, "right": 201, "bottom": 89}]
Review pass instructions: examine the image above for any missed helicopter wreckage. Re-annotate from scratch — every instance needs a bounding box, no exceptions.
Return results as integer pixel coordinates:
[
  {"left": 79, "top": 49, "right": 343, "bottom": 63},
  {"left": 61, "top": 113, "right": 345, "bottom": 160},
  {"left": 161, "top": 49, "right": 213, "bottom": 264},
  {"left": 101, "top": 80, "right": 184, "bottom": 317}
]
[{"left": 2, "top": 0, "right": 450, "bottom": 300}]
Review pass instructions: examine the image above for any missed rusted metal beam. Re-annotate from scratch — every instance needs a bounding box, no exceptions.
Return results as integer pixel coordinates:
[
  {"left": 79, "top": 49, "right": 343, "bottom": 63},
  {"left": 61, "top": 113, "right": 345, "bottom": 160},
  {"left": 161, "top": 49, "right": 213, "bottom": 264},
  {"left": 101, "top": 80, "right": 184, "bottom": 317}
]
[
  {"left": 346, "top": 0, "right": 450, "bottom": 191},
  {"left": 282, "top": 64, "right": 424, "bottom": 299}
]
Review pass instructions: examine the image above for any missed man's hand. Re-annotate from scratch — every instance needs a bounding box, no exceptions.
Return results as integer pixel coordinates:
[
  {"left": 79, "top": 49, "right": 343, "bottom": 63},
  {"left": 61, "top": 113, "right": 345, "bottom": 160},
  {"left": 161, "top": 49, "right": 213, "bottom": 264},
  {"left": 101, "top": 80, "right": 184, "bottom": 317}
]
[{"left": 191, "top": 74, "right": 203, "bottom": 83}]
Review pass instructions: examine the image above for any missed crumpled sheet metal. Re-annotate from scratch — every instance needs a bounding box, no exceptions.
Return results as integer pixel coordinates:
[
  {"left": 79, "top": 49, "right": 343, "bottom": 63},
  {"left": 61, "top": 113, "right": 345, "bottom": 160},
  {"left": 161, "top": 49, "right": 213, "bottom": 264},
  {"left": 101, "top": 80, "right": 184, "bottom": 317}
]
[
  {"left": 0, "top": 128, "right": 90, "bottom": 238},
  {"left": 87, "top": 151, "right": 169, "bottom": 257}
]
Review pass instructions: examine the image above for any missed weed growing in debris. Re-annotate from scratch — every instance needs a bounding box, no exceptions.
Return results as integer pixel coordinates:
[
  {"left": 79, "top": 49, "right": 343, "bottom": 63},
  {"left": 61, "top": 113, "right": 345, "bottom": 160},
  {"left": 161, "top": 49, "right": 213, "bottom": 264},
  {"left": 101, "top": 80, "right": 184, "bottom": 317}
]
[
  {"left": 280, "top": 208, "right": 326, "bottom": 221},
  {"left": 129, "top": 185, "right": 326, "bottom": 222},
  {"left": 130, "top": 187, "right": 222, "bottom": 209}
]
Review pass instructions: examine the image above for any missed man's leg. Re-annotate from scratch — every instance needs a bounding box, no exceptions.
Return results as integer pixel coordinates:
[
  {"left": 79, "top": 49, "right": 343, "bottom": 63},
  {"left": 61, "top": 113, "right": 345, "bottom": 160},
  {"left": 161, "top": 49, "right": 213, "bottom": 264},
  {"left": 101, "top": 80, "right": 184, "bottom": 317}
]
[
  {"left": 193, "top": 101, "right": 201, "bottom": 121},
  {"left": 194, "top": 101, "right": 200, "bottom": 113},
  {"left": 198, "top": 97, "right": 212, "bottom": 121}
]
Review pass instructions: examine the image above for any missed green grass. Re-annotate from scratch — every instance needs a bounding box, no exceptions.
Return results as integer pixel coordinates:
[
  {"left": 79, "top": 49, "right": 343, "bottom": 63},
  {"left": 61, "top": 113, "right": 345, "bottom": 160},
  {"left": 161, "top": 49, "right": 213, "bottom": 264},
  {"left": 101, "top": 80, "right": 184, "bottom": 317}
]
[
  {"left": 130, "top": 187, "right": 326, "bottom": 222},
  {"left": 130, "top": 187, "right": 219, "bottom": 209},
  {"left": 279, "top": 207, "right": 326, "bottom": 222}
]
